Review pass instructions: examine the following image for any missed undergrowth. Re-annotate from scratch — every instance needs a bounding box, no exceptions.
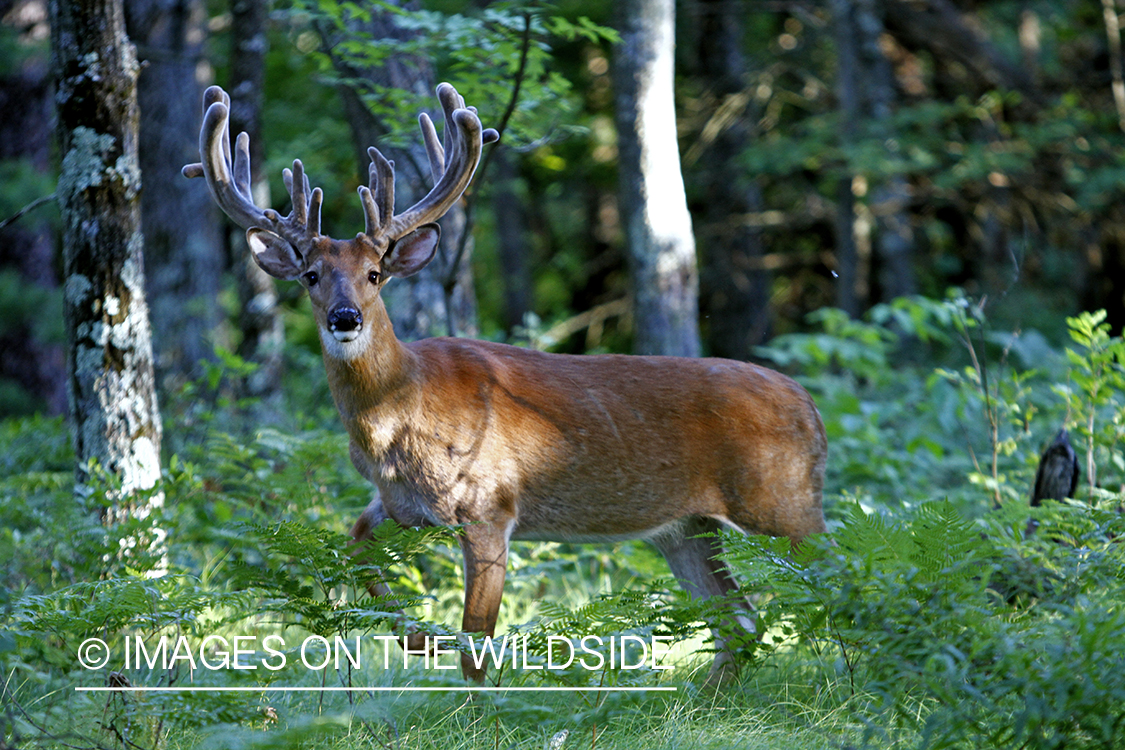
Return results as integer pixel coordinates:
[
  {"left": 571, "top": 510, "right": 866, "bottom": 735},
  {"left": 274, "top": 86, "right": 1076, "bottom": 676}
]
[{"left": 2, "top": 294, "right": 1124, "bottom": 749}]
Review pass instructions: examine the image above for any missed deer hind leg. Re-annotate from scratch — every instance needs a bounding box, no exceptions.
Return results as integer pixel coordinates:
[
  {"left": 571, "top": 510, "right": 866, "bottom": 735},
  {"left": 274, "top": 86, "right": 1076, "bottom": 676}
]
[
  {"left": 650, "top": 516, "right": 756, "bottom": 688},
  {"left": 349, "top": 495, "right": 427, "bottom": 652}
]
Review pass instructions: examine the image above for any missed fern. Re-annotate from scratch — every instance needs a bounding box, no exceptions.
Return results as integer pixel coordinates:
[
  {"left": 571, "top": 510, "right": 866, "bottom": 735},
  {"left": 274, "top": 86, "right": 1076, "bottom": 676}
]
[
  {"left": 835, "top": 501, "right": 916, "bottom": 567},
  {"left": 910, "top": 500, "right": 990, "bottom": 582}
]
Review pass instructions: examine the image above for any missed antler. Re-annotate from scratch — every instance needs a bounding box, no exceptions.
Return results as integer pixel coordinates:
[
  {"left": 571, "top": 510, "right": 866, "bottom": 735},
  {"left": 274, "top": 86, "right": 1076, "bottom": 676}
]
[
  {"left": 185, "top": 83, "right": 497, "bottom": 253},
  {"left": 182, "top": 86, "right": 322, "bottom": 252},
  {"left": 359, "top": 82, "right": 500, "bottom": 243}
]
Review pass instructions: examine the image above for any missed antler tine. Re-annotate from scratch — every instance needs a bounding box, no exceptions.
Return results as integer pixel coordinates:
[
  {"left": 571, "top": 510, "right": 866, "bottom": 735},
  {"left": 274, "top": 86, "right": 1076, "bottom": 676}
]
[
  {"left": 184, "top": 85, "right": 323, "bottom": 248},
  {"left": 385, "top": 83, "right": 489, "bottom": 240},
  {"left": 233, "top": 132, "right": 253, "bottom": 198},
  {"left": 360, "top": 147, "right": 395, "bottom": 237},
  {"left": 283, "top": 162, "right": 306, "bottom": 227},
  {"left": 182, "top": 87, "right": 225, "bottom": 179},
  {"left": 182, "top": 87, "right": 270, "bottom": 231},
  {"left": 419, "top": 113, "right": 444, "bottom": 184},
  {"left": 281, "top": 159, "right": 323, "bottom": 240}
]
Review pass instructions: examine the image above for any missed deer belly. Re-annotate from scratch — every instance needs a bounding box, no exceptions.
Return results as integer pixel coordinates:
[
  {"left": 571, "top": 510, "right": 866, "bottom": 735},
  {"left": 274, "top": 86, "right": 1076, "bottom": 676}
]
[
  {"left": 508, "top": 487, "right": 705, "bottom": 543},
  {"left": 509, "top": 521, "right": 685, "bottom": 544}
]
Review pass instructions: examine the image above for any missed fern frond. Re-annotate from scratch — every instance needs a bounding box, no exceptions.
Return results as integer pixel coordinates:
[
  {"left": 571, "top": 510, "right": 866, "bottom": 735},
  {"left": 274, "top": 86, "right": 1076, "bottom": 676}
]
[
  {"left": 911, "top": 500, "right": 990, "bottom": 580},
  {"left": 836, "top": 502, "right": 915, "bottom": 566}
]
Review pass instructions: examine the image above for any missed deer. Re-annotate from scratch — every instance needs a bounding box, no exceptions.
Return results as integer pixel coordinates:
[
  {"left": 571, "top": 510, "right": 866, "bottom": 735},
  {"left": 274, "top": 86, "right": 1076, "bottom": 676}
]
[{"left": 183, "top": 82, "right": 828, "bottom": 686}]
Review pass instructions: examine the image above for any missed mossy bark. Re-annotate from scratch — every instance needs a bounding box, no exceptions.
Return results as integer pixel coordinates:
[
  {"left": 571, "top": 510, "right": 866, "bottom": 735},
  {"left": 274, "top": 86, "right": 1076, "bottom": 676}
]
[{"left": 51, "top": 0, "right": 163, "bottom": 503}]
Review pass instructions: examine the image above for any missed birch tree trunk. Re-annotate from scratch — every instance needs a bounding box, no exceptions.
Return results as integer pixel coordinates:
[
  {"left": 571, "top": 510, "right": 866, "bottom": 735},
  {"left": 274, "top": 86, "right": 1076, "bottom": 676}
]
[
  {"left": 614, "top": 0, "right": 701, "bottom": 357},
  {"left": 51, "top": 0, "right": 163, "bottom": 504}
]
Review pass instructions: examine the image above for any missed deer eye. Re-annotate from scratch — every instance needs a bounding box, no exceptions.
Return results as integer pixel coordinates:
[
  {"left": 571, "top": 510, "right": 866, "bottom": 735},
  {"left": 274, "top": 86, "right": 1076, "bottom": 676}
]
[
  {"left": 368, "top": 271, "right": 380, "bottom": 285},
  {"left": 304, "top": 270, "right": 319, "bottom": 287}
]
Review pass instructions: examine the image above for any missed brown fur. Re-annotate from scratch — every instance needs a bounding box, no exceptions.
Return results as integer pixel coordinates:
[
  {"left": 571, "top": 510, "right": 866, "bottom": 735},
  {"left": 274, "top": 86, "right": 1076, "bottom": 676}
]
[{"left": 311, "top": 236, "right": 828, "bottom": 683}]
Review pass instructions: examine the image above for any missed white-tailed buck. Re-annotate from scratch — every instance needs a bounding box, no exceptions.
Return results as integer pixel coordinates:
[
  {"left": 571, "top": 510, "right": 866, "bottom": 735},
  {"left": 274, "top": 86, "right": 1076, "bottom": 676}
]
[{"left": 184, "top": 83, "right": 827, "bottom": 684}]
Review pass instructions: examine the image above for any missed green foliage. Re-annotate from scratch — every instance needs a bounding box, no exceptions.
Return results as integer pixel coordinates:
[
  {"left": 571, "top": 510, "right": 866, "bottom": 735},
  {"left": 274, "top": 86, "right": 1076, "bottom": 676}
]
[
  {"left": 724, "top": 500, "right": 1125, "bottom": 750},
  {"left": 756, "top": 294, "right": 973, "bottom": 511},
  {"left": 5, "top": 289, "right": 1125, "bottom": 749},
  {"left": 729, "top": 301, "right": 1125, "bottom": 749},
  {"left": 0, "top": 270, "right": 64, "bottom": 415},
  {"left": 1055, "top": 310, "right": 1125, "bottom": 494},
  {"left": 0, "top": 159, "right": 56, "bottom": 229},
  {"left": 287, "top": 0, "right": 615, "bottom": 150}
]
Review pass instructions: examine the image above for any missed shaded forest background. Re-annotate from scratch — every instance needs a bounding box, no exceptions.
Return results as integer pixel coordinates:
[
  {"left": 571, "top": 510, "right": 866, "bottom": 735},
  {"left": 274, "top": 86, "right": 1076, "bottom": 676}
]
[{"left": 1, "top": 0, "right": 1124, "bottom": 418}]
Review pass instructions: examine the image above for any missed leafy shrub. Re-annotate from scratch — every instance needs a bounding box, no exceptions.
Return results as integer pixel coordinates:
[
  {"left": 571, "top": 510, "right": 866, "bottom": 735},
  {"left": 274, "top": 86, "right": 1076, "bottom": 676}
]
[{"left": 724, "top": 498, "right": 1125, "bottom": 750}]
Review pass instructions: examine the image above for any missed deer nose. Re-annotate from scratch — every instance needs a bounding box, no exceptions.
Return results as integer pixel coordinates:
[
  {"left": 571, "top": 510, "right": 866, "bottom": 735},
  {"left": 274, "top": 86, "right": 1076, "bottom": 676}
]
[{"left": 328, "top": 307, "right": 363, "bottom": 334}]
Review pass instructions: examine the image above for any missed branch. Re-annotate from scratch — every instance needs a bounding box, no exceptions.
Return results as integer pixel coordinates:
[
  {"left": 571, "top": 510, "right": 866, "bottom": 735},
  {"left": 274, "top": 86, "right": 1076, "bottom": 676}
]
[{"left": 0, "top": 192, "right": 57, "bottom": 231}]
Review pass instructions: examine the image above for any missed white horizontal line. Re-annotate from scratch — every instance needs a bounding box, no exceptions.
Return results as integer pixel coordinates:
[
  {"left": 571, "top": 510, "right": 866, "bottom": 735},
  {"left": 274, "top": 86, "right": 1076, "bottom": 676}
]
[{"left": 75, "top": 685, "right": 676, "bottom": 693}]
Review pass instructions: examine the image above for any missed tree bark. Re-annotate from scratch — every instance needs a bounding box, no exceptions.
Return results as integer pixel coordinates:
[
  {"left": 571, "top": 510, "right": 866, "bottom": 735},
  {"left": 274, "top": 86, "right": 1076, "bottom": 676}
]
[
  {"left": 687, "top": 0, "right": 772, "bottom": 359},
  {"left": 613, "top": 0, "right": 701, "bottom": 357},
  {"left": 51, "top": 0, "right": 163, "bottom": 500},
  {"left": 125, "top": 0, "right": 222, "bottom": 389},
  {"left": 228, "top": 0, "right": 285, "bottom": 402},
  {"left": 831, "top": 0, "right": 915, "bottom": 310}
]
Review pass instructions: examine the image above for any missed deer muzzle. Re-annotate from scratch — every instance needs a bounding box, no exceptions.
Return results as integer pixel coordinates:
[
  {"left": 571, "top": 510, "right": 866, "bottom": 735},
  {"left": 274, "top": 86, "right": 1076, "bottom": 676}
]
[{"left": 327, "top": 307, "right": 363, "bottom": 342}]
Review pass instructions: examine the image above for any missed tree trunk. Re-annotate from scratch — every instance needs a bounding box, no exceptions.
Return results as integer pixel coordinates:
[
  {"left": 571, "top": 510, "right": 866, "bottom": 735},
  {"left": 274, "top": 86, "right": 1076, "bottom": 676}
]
[
  {"left": 321, "top": 4, "right": 478, "bottom": 341},
  {"left": 493, "top": 150, "right": 532, "bottom": 336},
  {"left": 613, "top": 0, "right": 701, "bottom": 357},
  {"left": 687, "top": 0, "right": 772, "bottom": 359},
  {"left": 51, "top": 0, "right": 163, "bottom": 501},
  {"left": 125, "top": 0, "right": 222, "bottom": 389},
  {"left": 831, "top": 0, "right": 915, "bottom": 309},
  {"left": 228, "top": 0, "right": 286, "bottom": 403}
]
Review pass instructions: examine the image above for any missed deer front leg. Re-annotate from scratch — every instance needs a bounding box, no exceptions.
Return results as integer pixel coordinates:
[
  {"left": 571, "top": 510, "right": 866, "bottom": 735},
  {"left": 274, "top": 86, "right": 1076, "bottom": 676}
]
[
  {"left": 349, "top": 495, "right": 427, "bottom": 652},
  {"left": 458, "top": 522, "right": 510, "bottom": 683}
]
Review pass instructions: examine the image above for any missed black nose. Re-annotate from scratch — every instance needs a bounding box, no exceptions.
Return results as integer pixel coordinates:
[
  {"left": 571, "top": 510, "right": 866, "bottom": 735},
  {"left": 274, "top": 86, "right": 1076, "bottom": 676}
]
[{"left": 328, "top": 307, "right": 363, "bottom": 332}]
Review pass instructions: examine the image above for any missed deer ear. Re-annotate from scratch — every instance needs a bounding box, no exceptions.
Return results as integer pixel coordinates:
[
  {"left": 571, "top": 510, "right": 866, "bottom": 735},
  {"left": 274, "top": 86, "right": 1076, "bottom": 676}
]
[
  {"left": 247, "top": 228, "right": 303, "bottom": 280},
  {"left": 382, "top": 223, "right": 439, "bottom": 278}
]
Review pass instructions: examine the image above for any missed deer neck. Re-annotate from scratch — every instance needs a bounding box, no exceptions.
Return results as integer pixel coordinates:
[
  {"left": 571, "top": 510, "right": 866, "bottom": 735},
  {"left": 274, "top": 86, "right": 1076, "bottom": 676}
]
[{"left": 320, "top": 303, "right": 420, "bottom": 458}]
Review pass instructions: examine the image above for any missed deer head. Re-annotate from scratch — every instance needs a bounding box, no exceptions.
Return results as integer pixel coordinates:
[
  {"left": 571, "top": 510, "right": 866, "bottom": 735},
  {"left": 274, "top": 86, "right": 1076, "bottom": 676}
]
[{"left": 182, "top": 83, "right": 498, "bottom": 358}]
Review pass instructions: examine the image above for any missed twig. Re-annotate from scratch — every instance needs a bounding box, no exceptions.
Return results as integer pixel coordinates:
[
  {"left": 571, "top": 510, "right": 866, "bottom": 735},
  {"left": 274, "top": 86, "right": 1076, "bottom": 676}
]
[
  {"left": 0, "top": 192, "right": 56, "bottom": 231},
  {"left": 535, "top": 298, "right": 631, "bottom": 350},
  {"left": 955, "top": 300, "right": 1004, "bottom": 509}
]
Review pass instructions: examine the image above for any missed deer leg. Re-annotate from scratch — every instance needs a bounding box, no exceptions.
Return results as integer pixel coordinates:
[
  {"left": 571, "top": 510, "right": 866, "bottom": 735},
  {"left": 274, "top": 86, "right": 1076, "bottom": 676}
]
[
  {"left": 349, "top": 495, "right": 427, "bottom": 652},
  {"left": 457, "top": 522, "right": 510, "bottom": 683},
  {"left": 651, "top": 517, "right": 756, "bottom": 688}
]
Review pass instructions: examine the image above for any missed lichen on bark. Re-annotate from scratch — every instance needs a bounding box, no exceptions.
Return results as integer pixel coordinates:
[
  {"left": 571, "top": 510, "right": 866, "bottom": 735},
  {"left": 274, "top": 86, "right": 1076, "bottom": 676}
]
[{"left": 51, "top": 0, "right": 163, "bottom": 512}]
